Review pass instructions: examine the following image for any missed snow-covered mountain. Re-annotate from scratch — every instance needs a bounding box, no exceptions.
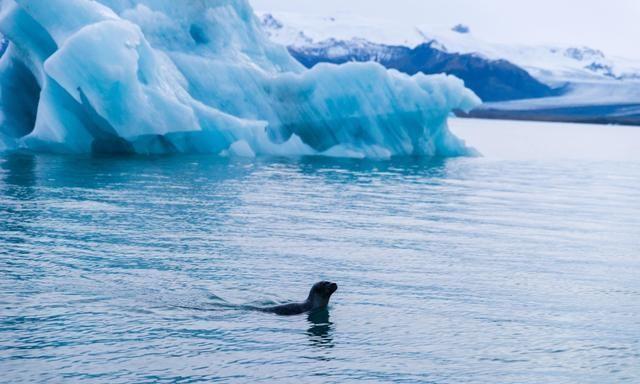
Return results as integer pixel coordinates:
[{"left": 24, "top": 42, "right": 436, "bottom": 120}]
[
  {"left": 260, "top": 12, "right": 640, "bottom": 84},
  {"left": 259, "top": 12, "right": 640, "bottom": 125}
]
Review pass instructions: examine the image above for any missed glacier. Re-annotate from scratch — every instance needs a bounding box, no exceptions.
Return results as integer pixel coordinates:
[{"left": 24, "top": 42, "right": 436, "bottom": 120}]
[{"left": 0, "top": 0, "right": 480, "bottom": 158}]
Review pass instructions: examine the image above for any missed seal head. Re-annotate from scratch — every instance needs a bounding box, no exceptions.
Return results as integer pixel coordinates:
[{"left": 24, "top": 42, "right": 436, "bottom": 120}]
[{"left": 307, "top": 281, "right": 338, "bottom": 310}]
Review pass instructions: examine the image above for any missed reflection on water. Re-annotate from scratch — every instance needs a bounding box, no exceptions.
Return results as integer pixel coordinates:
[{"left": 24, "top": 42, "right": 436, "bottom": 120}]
[
  {"left": 307, "top": 309, "right": 334, "bottom": 348},
  {"left": 0, "top": 152, "right": 38, "bottom": 249},
  {"left": 1, "top": 124, "right": 640, "bottom": 383},
  {"left": 1, "top": 151, "right": 37, "bottom": 196}
]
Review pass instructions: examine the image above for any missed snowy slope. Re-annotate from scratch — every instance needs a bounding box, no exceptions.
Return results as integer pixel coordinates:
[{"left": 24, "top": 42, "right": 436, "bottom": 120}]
[
  {"left": 259, "top": 11, "right": 640, "bottom": 84},
  {"left": 259, "top": 11, "right": 640, "bottom": 114}
]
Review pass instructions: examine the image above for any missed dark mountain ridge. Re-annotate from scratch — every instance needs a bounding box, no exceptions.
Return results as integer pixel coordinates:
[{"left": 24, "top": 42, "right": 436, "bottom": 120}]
[{"left": 289, "top": 39, "right": 560, "bottom": 102}]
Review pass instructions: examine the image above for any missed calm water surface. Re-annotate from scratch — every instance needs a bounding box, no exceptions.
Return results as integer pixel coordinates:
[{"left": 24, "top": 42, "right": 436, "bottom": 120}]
[{"left": 1, "top": 120, "right": 639, "bottom": 383}]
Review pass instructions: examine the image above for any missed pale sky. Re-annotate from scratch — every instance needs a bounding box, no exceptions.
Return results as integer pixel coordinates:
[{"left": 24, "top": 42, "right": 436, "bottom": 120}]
[{"left": 250, "top": 0, "right": 640, "bottom": 59}]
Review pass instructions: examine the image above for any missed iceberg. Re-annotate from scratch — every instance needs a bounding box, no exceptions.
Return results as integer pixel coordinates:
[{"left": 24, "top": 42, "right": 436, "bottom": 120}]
[{"left": 0, "top": 0, "right": 480, "bottom": 158}]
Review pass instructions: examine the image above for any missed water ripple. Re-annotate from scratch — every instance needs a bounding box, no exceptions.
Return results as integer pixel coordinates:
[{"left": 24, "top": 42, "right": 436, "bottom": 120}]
[{"left": 1, "top": 149, "right": 639, "bottom": 383}]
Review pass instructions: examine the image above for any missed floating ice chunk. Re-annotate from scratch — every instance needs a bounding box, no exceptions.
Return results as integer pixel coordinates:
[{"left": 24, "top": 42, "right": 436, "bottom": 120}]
[
  {"left": 0, "top": 0, "right": 481, "bottom": 158},
  {"left": 229, "top": 140, "right": 256, "bottom": 158}
]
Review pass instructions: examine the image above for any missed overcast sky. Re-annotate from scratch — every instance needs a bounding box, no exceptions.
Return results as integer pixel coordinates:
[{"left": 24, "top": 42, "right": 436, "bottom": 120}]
[{"left": 250, "top": 0, "right": 640, "bottom": 59}]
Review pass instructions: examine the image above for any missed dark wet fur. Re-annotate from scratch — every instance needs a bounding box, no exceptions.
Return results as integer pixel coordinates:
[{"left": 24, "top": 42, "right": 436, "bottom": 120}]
[
  {"left": 260, "top": 281, "right": 338, "bottom": 316},
  {"left": 173, "top": 281, "right": 338, "bottom": 316}
]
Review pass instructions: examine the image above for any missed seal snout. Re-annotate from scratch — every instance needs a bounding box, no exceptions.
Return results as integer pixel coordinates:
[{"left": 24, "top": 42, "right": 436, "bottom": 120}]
[{"left": 328, "top": 282, "right": 338, "bottom": 294}]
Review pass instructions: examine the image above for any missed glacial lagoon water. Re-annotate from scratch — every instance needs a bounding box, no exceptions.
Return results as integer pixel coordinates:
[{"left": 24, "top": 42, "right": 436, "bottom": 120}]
[{"left": 1, "top": 119, "right": 639, "bottom": 383}]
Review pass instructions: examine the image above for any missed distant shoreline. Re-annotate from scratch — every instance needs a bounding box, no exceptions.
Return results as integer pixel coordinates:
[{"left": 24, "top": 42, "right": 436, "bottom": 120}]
[{"left": 457, "top": 103, "right": 640, "bottom": 127}]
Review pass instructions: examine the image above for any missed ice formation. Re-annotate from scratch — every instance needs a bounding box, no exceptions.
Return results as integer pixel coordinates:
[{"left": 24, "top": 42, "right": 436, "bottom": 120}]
[{"left": 0, "top": 0, "right": 480, "bottom": 158}]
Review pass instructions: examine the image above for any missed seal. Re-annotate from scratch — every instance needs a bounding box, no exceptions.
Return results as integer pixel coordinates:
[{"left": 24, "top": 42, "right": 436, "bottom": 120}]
[{"left": 260, "top": 281, "right": 338, "bottom": 316}]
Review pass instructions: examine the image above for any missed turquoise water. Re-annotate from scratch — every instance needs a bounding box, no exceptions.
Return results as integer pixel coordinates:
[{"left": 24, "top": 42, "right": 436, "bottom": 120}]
[{"left": 1, "top": 120, "right": 640, "bottom": 383}]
